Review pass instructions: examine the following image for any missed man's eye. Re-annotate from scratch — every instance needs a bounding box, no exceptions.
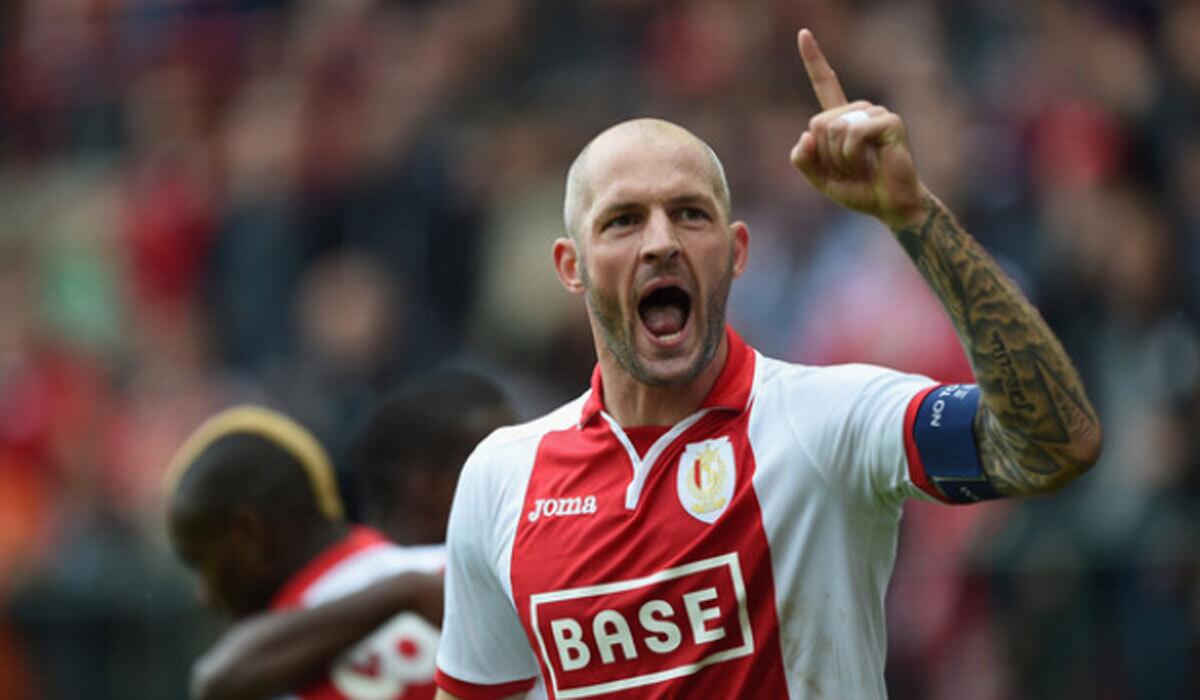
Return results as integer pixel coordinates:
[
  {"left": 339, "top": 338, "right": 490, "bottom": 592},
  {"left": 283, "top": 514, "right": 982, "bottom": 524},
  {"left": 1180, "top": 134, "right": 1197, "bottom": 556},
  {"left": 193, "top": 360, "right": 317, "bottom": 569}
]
[
  {"left": 603, "top": 213, "right": 636, "bottom": 230},
  {"left": 678, "top": 207, "right": 710, "bottom": 222}
]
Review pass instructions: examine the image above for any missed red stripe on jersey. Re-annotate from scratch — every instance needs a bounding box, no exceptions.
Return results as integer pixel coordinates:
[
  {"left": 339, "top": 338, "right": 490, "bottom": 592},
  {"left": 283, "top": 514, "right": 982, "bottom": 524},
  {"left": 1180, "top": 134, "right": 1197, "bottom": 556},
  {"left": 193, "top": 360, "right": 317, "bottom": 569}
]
[
  {"left": 433, "top": 669, "right": 536, "bottom": 699},
  {"left": 624, "top": 425, "right": 669, "bottom": 459},
  {"left": 509, "top": 333, "right": 789, "bottom": 698},
  {"left": 902, "top": 385, "right": 949, "bottom": 503},
  {"left": 271, "top": 527, "right": 390, "bottom": 610},
  {"left": 697, "top": 328, "right": 756, "bottom": 411}
]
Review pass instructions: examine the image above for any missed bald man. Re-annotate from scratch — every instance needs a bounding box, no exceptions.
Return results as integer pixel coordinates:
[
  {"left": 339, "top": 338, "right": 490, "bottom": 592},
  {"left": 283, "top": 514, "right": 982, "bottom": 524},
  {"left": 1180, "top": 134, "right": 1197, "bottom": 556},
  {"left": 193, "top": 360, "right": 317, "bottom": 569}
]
[
  {"left": 166, "top": 407, "right": 444, "bottom": 700},
  {"left": 433, "top": 30, "right": 1101, "bottom": 699}
]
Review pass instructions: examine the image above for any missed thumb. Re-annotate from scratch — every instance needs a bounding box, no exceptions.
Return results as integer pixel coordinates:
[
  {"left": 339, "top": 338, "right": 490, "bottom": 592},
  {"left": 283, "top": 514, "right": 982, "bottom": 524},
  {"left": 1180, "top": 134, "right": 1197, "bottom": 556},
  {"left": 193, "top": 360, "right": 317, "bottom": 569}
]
[{"left": 791, "top": 132, "right": 823, "bottom": 184}]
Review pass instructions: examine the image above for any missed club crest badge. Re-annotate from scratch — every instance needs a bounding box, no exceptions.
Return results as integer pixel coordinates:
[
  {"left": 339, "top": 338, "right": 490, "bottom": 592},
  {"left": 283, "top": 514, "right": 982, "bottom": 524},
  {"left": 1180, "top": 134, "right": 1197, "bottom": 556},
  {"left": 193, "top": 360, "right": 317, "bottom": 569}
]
[{"left": 677, "top": 437, "right": 736, "bottom": 523}]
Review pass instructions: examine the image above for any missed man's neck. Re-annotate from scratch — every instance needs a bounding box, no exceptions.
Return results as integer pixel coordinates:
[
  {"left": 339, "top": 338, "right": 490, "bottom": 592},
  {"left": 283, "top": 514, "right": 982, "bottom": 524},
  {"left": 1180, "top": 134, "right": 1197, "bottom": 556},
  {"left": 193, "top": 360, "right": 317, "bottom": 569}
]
[{"left": 599, "top": 336, "right": 729, "bottom": 428}]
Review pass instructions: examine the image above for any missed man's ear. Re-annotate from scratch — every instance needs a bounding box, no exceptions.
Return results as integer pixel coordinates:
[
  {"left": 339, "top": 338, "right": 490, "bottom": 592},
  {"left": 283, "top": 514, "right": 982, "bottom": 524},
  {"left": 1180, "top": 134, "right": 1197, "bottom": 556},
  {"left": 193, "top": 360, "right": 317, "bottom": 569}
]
[
  {"left": 731, "top": 222, "right": 750, "bottom": 278},
  {"left": 553, "top": 237, "right": 586, "bottom": 294}
]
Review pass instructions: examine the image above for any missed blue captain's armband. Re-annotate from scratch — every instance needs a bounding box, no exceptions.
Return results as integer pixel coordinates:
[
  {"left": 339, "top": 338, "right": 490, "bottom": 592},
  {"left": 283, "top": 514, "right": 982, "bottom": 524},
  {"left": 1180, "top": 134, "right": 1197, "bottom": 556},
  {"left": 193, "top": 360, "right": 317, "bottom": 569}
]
[{"left": 903, "top": 384, "right": 1002, "bottom": 504}]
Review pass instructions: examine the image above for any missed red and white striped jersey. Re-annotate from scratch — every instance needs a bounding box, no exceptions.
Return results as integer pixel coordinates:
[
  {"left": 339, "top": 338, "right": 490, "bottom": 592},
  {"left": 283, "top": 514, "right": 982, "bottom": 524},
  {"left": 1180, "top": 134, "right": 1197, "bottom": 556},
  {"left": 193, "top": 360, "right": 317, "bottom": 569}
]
[
  {"left": 272, "top": 527, "right": 444, "bottom": 700},
  {"left": 435, "top": 329, "right": 964, "bottom": 699}
]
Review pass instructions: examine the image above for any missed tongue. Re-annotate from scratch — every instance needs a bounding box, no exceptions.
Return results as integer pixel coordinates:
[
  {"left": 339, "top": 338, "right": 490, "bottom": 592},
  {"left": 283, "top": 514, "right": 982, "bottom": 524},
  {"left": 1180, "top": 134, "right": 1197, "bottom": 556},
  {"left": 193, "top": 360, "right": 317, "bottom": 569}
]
[{"left": 642, "top": 304, "right": 685, "bottom": 336}]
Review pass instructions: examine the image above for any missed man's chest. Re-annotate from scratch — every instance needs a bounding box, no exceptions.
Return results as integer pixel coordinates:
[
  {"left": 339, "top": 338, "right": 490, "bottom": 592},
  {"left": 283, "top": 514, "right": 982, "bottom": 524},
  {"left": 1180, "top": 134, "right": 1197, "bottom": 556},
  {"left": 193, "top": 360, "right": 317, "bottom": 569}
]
[{"left": 507, "top": 411, "right": 790, "bottom": 698}]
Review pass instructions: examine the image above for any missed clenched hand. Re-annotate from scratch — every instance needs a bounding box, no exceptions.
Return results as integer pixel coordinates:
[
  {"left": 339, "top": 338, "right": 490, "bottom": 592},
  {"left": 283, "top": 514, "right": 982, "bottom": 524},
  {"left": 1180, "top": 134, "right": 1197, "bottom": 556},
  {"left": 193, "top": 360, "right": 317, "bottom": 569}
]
[{"left": 791, "top": 29, "right": 929, "bottom": 230}]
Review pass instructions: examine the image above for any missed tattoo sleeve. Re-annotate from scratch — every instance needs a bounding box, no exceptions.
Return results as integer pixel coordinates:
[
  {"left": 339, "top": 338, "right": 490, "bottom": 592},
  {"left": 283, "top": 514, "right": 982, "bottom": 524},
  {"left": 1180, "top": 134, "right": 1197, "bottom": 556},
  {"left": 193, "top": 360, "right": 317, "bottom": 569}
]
[{"left": 892, "top": 193, "right": 1102, "bottom": 497}]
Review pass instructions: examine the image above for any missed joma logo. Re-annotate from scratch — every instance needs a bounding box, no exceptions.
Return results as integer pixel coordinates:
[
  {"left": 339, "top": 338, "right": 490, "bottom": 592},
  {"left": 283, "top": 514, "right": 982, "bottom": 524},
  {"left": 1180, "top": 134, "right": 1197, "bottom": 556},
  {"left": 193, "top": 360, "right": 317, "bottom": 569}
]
[{"left": 528, "top": 495, "right": 598, "bottom": 522}]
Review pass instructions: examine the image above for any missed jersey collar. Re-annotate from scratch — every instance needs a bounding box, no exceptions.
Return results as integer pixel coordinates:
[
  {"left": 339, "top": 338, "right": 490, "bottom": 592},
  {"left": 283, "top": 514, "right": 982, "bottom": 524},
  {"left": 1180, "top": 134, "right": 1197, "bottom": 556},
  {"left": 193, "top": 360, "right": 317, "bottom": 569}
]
[
  {"left": 579, "top": 325, "right": 756, "bottom": 427},
  {"left": 270, "top": 526, "right": 388, "bottom": 610}
]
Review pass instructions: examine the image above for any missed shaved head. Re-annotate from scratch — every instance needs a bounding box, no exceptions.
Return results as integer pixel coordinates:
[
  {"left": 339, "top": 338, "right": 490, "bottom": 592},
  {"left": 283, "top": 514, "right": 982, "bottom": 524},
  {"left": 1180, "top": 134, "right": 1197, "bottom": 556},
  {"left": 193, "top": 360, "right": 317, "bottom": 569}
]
[
  {"left": 551, "top": 117, "right": 749, "bottom": 394},
  {"left": 563, "top": 118, "right": 731, "bottom": 241}
]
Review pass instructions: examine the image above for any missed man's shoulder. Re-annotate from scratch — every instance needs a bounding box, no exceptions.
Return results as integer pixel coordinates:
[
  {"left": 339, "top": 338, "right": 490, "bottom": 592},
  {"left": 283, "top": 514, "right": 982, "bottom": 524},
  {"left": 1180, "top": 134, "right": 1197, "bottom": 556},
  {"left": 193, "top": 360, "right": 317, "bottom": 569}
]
[
  {"left": 369, "top": 542, "right": 446, "bottom": 574},
  {"left": 290, "top": 532, "right": 438, "bottom": 606},
  {"left": 754, "top": 354, "right": 919, "bottom": 399}
]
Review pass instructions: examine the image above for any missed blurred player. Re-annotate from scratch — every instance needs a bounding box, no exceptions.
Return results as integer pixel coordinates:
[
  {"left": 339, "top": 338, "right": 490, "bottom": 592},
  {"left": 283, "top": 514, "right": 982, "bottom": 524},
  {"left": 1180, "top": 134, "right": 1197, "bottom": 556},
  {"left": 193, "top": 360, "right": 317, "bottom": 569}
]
[
  {"left": 167, "top": 371, "right": 517, "bottom": 700},
  {"left": 432, "top": 29, "right": 1102, "bottom": 699},
  {"left": 165, "top": 405, "right": 444, "bottom": 700},
  {"left": 351, "top": 370, "right": 520, "bottom": 548}
]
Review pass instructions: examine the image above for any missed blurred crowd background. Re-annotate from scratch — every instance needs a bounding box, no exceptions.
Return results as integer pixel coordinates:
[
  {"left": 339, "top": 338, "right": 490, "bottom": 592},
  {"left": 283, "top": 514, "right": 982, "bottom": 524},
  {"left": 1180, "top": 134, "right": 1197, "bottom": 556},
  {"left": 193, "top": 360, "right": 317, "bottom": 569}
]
[{"left": 0, "top": 0, "right": 1198, "bottom": 697}]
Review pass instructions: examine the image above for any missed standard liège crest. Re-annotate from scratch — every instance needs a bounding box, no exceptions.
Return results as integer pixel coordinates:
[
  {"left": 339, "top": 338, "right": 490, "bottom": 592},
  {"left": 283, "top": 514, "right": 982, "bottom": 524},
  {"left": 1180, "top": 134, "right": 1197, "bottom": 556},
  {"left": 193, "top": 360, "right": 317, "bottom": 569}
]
[{"left": 676, "top": 437, "right": 735, "bottom": 523}]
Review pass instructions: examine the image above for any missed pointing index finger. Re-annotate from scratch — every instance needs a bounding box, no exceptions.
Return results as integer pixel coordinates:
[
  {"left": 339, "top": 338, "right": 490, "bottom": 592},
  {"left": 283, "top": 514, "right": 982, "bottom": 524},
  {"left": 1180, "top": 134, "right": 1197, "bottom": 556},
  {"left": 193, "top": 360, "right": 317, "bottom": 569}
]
[{"left": 798, "top": 28, "right": 847, "bottom": 110}]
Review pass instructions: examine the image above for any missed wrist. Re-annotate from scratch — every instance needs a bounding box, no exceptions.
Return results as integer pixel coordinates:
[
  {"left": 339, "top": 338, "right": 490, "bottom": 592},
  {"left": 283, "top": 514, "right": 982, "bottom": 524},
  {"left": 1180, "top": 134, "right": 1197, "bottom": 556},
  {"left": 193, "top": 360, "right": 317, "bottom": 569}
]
[{"left": 884, "top": 184, "right": 934, "bottom": 232}]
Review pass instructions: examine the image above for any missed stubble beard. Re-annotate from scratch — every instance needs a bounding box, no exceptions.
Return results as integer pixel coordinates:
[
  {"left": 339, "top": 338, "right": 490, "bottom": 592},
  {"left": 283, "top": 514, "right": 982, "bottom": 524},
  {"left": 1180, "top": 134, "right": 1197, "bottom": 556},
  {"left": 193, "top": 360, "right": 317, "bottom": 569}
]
[{"left": 583, "top": 261, "right": 732, "bottom": 389}]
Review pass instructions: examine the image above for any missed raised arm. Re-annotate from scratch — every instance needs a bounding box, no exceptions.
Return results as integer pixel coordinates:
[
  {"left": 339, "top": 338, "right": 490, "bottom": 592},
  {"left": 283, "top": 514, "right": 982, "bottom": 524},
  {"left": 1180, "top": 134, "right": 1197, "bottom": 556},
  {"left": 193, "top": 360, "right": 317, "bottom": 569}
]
[
  {"left": 191, "top": 571, "right": 442, "bottom": 700},
  {"left": 790, "top": 29, "right": 1101, "bottom": 497}
]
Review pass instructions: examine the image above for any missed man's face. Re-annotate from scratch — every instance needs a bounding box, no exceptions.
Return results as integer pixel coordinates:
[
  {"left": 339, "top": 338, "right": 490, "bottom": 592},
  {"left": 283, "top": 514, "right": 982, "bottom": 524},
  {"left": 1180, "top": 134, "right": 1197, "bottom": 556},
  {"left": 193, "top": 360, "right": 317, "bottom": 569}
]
[
  {"left": 568, "top": 130, "right": 748, "bottom": 387},
  {"left": 168, "top": 501, "right": 271, "bottom": 619}
]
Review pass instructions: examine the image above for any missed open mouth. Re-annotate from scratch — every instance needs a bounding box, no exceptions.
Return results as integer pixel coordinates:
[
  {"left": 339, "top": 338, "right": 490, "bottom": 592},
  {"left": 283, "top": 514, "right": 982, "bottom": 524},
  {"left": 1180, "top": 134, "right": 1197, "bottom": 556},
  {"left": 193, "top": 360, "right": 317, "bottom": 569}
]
[{"left": 637, "top": 284, "right": 692, "bottom": 342}]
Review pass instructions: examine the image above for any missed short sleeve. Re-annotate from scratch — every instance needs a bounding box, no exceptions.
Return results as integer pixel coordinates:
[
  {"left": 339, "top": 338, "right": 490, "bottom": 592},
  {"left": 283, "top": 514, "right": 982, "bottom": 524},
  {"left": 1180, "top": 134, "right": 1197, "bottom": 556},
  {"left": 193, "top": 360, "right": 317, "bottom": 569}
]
[
  {"left": 435, "top": 448, "right": 539, "bottom": 698},
  {"left": 838, "top": 365, "right": 939, "bottom": 508},
  {"left": 792, "top": 364, "right": 996, "bottom": 511},
  {"left": 785, "top": 364, "right": 939, "bottom": 513}
]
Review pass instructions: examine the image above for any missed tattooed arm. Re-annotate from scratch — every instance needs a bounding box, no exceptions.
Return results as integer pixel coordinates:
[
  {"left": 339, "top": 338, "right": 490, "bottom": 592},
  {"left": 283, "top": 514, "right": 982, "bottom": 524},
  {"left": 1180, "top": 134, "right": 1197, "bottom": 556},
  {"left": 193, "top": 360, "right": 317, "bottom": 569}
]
[
  {"left": 891, "top": 194, "right": 1101, "bottom": 494},
  {"left": 790, "top": 29, "right": 1101, "bottom": 496}
]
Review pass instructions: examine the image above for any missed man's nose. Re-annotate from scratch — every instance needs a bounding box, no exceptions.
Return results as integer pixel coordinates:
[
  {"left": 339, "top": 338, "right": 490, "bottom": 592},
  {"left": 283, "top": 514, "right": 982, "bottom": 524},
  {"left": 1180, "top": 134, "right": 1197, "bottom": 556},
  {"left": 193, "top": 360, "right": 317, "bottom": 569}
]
[{"left": 641, "top": 209, "right": 680, "bottom": 264}]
